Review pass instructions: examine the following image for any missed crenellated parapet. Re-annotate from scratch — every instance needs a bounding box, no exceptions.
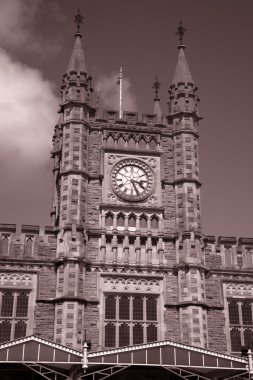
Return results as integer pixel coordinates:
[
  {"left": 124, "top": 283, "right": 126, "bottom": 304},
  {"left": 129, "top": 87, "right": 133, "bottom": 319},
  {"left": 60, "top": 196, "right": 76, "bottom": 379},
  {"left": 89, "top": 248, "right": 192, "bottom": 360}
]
[
  {"left": 204, "top": 235, "right": 253, "bottom": 270},
  {"left": 0, "top": 224, "right": 57, "bottom": 260}
]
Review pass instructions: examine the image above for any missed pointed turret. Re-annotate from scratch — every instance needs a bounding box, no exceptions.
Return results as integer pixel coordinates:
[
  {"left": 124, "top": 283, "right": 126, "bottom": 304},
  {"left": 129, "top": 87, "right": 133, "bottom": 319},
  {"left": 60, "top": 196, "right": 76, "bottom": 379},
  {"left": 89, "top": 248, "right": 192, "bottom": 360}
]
[
  {"left": 168, "top": 23, "right": 200, "bottom": 120},
  {"left": 172, "top": 45, "right": 194, "bottom": 85},
  {"left": 60, "top": 9, "right": 93, "bottom": 108},
  {"left": 67, "top": 32, "right": 86, "bottom": 74},
  {"left": 168, "top": 22, "right": 202, "bottom": 232}
]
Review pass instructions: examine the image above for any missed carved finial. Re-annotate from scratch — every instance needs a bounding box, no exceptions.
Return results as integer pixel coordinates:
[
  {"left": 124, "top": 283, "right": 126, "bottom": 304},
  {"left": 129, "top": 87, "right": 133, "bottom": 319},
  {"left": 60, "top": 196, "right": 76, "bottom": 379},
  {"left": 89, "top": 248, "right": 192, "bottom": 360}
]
[
  {"left": 176, "top": 21, "right": 186, "bottom": 45},
  {"left": 152, "top": 76, "right": 161, "bottom": 101},
  {"left": 74, "top": 8, "right": 84, "bottom": 34}
]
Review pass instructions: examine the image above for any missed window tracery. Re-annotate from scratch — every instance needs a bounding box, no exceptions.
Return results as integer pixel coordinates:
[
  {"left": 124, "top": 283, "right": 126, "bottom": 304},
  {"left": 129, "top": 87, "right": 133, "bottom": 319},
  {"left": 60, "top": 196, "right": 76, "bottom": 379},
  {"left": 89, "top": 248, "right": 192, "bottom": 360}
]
[{"left": 104, "top": 293, "right": 158, "bottom": 348}]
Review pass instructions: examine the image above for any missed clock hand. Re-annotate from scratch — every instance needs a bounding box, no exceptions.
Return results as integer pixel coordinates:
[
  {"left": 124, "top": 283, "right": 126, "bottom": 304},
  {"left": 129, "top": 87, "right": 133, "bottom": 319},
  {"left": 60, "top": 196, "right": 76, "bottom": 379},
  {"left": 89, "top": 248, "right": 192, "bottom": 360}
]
[
  {"left": 131, "top": 179, "right": 140, "bottom": 195},
  {"left": 131, "top": 179, "right": 146, "bottom": 189}
]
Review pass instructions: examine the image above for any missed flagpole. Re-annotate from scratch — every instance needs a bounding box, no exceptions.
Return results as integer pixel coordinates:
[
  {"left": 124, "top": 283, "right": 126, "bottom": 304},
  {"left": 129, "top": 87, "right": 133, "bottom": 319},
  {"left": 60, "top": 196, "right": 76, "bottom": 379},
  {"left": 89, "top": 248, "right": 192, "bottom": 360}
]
[{"left": 119, "top": 67, "right": 123, "bottom": 119}]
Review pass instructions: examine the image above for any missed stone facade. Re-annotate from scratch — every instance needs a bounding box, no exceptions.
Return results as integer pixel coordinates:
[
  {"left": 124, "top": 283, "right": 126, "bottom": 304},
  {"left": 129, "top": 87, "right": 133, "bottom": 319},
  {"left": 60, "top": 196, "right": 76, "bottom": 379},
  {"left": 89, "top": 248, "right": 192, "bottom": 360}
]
[{"left": 0, "top": 29, "right": 252, "bottom": 357}]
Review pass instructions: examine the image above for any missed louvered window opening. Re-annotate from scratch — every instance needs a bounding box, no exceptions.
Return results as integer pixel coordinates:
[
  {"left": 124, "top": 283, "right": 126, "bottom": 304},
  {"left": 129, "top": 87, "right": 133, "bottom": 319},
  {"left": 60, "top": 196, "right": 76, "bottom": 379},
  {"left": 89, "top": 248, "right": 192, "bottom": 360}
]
[
  {"left": 104, "top": 294, "right": 158, "bottom": 348},
  {"left": 228, "top": 299, "right": 253, "bottom": 352},
  {"left": 0, "top": 290, "right": 29, "bottom": 343}
]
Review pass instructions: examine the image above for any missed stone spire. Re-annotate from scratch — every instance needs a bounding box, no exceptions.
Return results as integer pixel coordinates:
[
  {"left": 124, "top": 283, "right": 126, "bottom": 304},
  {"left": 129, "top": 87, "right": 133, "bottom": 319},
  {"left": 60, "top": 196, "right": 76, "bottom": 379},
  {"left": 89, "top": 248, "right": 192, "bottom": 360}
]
[
  {"left": 172, "top": 45, "right": 194, "bottom": 85},
  {"left": 61, "top": 9, "right": 93, "bottom": 106},
  {"left": 172, "top": 21, "right": 194, "bottom": 85},
  {"left": 168, "top": 22, "right": 199, "bottom": 119},
  {"left": 67, "top": 32, "right": 86, "bottom": 74}
]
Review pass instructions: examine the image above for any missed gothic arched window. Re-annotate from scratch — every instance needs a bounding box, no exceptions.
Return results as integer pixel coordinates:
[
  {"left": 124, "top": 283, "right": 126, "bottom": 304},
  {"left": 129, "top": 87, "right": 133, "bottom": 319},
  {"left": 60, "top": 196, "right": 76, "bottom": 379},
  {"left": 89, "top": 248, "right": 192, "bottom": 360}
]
[
  {"left": 16, "top": 292, "right": 29, "bottom": 317},
  {"left": 228, "top": 300, "right": 239, "bottom": 324},
  {"left": 128, "top": 214, "right": 136, "bottom": 228},
  {"left": 105, "top": 213, "right": 113, "bottom": 227},
  {"left": 230, "top": 328, "right": 241, "bottom": 352},
  {"left": 140, "top": 215, "right": 147, "bottom": 229},
  {"left": 107, "top": 135, "right": 114, "bottom": 146},
  {"left": 14, "top": 320, "right": 27, "bottom": 339},
  {"left": 147, "top": 323, "right": 157, "bottom": 342},
  {"left": 119, "top": 323, "right": 129, "bottom": 347},
  {"left": 139, "top": 137, "right": 146, "bottom": 150},
  {"left": 119, "top": 296, "right": 130, "bottom": 320},
  {"left": 0, "top": 321, "right": 11, "bottom": 343},
  {"left": 1, "top": 291, "right": 14, "bottom": 317},
  {"left": 105, "top": 295, "right": 116, "bottom": 319},
  {"left": 133, "top": 296, "right": 143, "bottom": 320},
  {"left": 117, "top": 136, "right": 125, "bottom": 148},
  {"left": 1, "top": 235, "right": 9, "bottom": 255},
  {"left": 117, "top": 213, "right": 125, "bottom": 228},
  {"left": 146, "top": 296, "right": 157, "bottom": 321},
  {"left": 128, "top": 137, "right": 135, "bottom": 149},
  {"left": 149, "top": 138, "right": 156, "bottom": 150},
  {"left": 151, "top": 215, "right": 159, "bottom": 230},
  {"left": 25, "top": 237, "right": 33, "bottom": 256},
  {"left": 105, "top": 322, "right": 116, "bottom": 347},
  {"left": 133, "top": 323, "right": 143, "bottom": 344}
]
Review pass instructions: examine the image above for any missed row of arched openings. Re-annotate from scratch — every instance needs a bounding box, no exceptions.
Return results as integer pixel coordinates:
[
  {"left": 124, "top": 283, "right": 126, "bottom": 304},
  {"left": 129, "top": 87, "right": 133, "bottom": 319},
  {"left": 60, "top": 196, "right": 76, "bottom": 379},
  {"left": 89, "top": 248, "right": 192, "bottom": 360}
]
[
  {"left": 106, "top": 135, "right": 157, "bottom": 150},
  {"left": 105, "top": 213, "right": 159, "bottom": 229}
]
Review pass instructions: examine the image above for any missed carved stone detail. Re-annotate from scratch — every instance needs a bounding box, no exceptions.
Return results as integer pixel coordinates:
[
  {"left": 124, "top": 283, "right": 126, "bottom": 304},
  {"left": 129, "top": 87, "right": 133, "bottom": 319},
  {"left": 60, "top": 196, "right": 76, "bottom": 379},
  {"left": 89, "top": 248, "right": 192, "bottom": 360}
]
[
  {"left": 225, "top": 283, "right": 253, "bottom": 297},
  {"left": 143, "top": 157, "right": 157, "bottom": 168},
  {"left": 0, "top": 273, "right": 33, "bottom": 287},
  {"left": 102, "top": 276, "right": 161, "bottom": 293},
  {"left": 146, "top": 194, "right": 158, "bottom": 205},
  {"left": 108, "top": 155, "right": 117, "bottom": 165}
]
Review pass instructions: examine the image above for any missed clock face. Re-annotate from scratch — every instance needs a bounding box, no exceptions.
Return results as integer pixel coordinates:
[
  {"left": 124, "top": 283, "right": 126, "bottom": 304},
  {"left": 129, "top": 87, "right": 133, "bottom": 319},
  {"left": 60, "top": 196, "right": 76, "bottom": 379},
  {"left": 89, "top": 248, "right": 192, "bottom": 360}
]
[{"left": 111, "top": 159, "right": 154, "bottom": 201}]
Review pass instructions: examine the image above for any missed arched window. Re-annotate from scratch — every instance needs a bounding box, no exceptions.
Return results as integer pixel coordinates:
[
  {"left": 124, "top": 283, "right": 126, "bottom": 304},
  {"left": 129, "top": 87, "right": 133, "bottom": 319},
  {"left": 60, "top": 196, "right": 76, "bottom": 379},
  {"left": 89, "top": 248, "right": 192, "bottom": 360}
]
[
  {"left": 16, "top": 292, "right": 29, "bottom": 317},
  {"left": 105, "top": 213, "right": 113, "bottom": 227},
  {"left": 119, "top": 296, "right": 130, "bottom": 320},
  {"left": 244, "top": 328, "right": 253, "bottom": 349},
  {"left": 133, "top": 323, "right": 143, "bottom": 344},
  {"left": 25, "top": 237, "right": 33, "bottom": 256},
  {"left": 128, "top": 137, "right": 135, "bottom": 149},
  {"left": 119, "top": 323, "right": 129, "bottom": 347},
  {"left": 14, "top": 320, "right": 27, "bottom": 339},
  {"left": 230, "top": 328, "right": 241, "bottom": 352},
  {"left": 128, "top": 214, "right": 136, "bottom": 228},
  {"left": 1, "top": 291, "right": 14, "bottom": 317},
  {"left": 105, "top": 295, "right": 116, "bottom": 319},
  {"left": 146, "top": 297, "right": 157, "bottom": 321},
  {"left": 149, "top": 138, "right": 156, "bottom": 150},
  {"left": 117, "top": 136, "right": 125, "bottom": 148},
  {"left": 147, "top": 323, "right": 157, "bottom": 343},
  {"left": 133, "top": 296, "right": 143, "bottom": 320},
  {"left": 107, "top": 135, "right": 114, "bottom": 146},
  {"left": 1, "top": 236, "right": 9, "bottom": 255},
  {"left": 224, "top": 248, "right": 232, "bottom": 267},
  {"left": 151, "top": 215, "right": 159, "bottom": 229},
  {"left": 140, "top": 215, "right": 147, "bottom": 229},
  {"left": 105, "top": 322, "right": 116, "bottom": 347},
  {"left": 139, "top": 137, "right": 146, "bottom": 150},
  {"left": 0, "top": 321, "right": 11, "bottom": 343},
  {"left": 117, "top": 213, "right": 125, "bottom": 228},
  {"left": 228, "top": 300, "right": 239, "bottom": 324}
]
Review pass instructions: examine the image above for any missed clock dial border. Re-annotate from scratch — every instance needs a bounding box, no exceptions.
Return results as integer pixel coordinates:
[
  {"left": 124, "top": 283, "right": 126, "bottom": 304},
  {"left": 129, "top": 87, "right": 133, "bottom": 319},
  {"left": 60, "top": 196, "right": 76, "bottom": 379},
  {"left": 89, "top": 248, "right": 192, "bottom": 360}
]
[{"left": 111, "top": 159, "right": 155, "bottom": 201}]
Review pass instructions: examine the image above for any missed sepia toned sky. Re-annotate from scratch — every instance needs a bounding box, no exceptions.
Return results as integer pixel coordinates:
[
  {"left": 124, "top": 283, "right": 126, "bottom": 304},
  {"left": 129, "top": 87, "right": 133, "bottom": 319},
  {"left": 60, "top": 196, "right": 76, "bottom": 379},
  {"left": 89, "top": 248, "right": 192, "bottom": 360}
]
[{"left": 0, "top": 0, "right": 252, "bottom": 238}]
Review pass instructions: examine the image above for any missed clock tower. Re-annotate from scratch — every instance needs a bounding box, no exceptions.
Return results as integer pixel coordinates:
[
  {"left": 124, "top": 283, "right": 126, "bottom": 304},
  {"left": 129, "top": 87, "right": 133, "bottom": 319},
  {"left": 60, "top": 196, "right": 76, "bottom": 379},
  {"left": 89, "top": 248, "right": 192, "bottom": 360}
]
[{"left": 51, "top": 16, "right": 205, "bottom": 351}]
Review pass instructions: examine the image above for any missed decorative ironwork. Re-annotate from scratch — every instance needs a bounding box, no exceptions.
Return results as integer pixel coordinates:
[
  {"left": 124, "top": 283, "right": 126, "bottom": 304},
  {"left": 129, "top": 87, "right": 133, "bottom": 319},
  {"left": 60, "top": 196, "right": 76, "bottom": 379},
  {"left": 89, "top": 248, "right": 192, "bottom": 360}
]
[
  {"left": 152, "top": 76, "right": 161, "bottom": 100},
  {"left": 176, "top": 21, "right": 186, "bottom": 45},
  {"left": 74, "top": 8, "right": 84, "bottom": 34}
]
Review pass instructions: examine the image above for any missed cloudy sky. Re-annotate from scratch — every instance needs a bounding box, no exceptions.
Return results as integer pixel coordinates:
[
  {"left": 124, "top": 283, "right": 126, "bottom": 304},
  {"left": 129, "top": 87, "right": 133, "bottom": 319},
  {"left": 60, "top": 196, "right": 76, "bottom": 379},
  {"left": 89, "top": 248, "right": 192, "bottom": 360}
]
[{"left": 0, "top": 0, "right": 252, "bottom": 238}]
